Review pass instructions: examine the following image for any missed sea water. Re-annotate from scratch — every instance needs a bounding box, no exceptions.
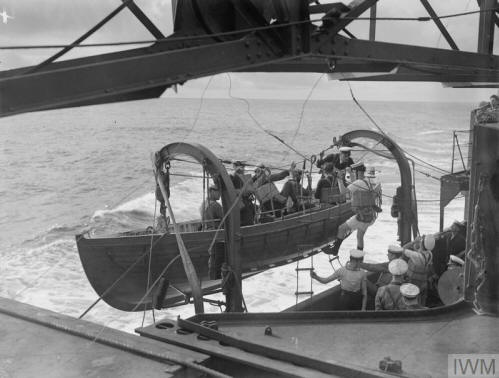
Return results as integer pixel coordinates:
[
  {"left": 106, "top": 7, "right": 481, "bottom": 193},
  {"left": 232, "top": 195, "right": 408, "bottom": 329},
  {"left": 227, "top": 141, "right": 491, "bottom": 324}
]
[{"left": 0, "top": 98, "right": 473, "bottom": 332}]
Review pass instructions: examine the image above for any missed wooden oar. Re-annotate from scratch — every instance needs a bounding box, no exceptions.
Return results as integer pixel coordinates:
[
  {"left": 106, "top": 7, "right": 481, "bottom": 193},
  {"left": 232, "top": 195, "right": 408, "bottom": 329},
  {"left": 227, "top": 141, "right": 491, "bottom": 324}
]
[{"left": 156, "top": 170, "right": 204, "bottom": 314}]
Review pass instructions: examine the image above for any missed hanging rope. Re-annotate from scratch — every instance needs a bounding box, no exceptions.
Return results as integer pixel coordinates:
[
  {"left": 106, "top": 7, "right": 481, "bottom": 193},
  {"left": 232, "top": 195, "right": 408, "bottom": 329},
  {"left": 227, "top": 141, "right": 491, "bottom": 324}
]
[
  {"left": 344, "top": 79, "right": 450, "bottom": 175},
  {"left": 182, "top": 76, "right": 214, "bottom": 143},
  {"left": 226, "top": 73, "right": 309, "bottom": 161}
]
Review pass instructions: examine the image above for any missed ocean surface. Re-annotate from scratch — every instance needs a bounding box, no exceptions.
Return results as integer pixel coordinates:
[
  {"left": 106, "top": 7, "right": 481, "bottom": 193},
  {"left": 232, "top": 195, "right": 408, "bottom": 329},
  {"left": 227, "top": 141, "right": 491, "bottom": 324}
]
[{"left": 0, "top": 98, "right": 473, "bottom": 333}]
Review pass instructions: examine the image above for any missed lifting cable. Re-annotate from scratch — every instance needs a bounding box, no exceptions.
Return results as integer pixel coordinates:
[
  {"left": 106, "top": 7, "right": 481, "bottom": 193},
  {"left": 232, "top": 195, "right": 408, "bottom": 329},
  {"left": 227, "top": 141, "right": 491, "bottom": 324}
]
[
  {"left": 182, "top": 76, "right": 214, "bottom": 143},
  {"left": 289, "top": 74, "right": 325, "bottom": 148},
  {"left": 226, "top": 73, "right": 309, "bottom": 161},
  {"left": 3, "top": 7, "right": 497, "bottom": 50},
  {"left": 345, "top": 80, "right": 450, "bottom": 175}
]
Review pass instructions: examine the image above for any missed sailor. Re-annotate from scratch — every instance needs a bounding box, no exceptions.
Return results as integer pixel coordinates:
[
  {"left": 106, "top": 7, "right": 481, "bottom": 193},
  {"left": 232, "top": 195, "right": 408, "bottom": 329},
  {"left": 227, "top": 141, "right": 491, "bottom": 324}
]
[
  {"left": 311, "top": 249, "right": 367, "bottom": 311},
  {"left": 360, "top": 244, "right": 405, "bottom": 296},
  {"left": 400, "top": 283, "right": 427, "bottom": 309},
  {"left": 390, "top": 186, "right": 403, "bottom": 241},
  {"left": 252, "top": 162, "right": 291, "bottom": 219},
  {"left": 321, "top": 161, "right": 382, "bottom": 256},
  {"left": 201, "top": 184, "right": 224, "bottom": 230},
  {"left": 375, "top": 259, "right": 408, "bottom": 311},
  {"left": 280, "top": 168, "right": 312, "bottom": 213},
  {"left": 402, "top": 234, "right": 435, "bottom": 306},
  {"left": 316, "top": 146, "right": 354, "bottom": 178},
  {"left": 230, "top": 161, "right": 255, "bottom": 226},
  {"left": 314, "top": 162, "right": 338, "bottom": 203}
]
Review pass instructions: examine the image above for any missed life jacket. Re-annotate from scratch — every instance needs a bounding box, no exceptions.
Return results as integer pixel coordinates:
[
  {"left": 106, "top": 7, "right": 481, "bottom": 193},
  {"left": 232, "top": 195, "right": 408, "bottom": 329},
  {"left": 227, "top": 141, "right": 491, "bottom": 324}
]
[
  {"left": 351, "top": 179, "right": 381, "bottom": 207},
  {"left": 381, "top": 283, "right": 404, "bottom": 310},
  {"left": 407, "top": 250, "right": 432, "bottom": 289},
  {"left": 255, "top": 182, "right": 286, "bottom": 204}
]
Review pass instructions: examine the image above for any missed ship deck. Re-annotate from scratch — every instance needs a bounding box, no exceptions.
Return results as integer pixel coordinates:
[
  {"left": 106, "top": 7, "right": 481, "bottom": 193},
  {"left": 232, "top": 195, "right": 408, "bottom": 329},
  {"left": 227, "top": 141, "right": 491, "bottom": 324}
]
[
  {"left": 138, "top": 301, "right": 499, "bottom": 377},
  {"left": 0, "top": 297, "right": 210, "bottom": 378}
]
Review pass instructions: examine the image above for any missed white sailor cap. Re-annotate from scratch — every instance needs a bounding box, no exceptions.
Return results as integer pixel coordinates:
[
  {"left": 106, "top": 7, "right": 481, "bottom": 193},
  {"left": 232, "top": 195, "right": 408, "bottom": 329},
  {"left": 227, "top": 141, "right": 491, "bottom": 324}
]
[
  {"left": 339, "top": 146, "right": 352, "bottom": 153},
  {"left": 422, "top": 234, "right": 436, "bottom": 251},
  {"left": 400, "top": 283, "right": 420, "bottom": 298},
  {"left": 449, "top": 255, "right": 465, "bottom": 266},
  {"left": 388, "top": 245, "right": 404, "bottom": 254},
  {"left": 349, "top": 249, "right": 365, "bottom": 259},
  {"left": 388, "top": 259, "right": 408, "bottom": 275}
]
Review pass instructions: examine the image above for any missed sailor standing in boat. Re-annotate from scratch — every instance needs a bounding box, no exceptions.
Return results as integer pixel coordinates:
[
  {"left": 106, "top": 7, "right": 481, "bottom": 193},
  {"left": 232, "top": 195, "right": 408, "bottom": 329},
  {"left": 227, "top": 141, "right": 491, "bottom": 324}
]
[
  {"left": 402, "top": 234, "right": 435, "bottom": 306},
  {"left": 252, "top": 163, "right": 291, "bottom": 219},
  {"left": 375, "top": 259, "right": 408, "bottom": 311},
  {"left": 359, "top": 244, "right": 405, "bottom": 297},
  {"left": 230, "top": 161, "right": 255, "bottom": 226},
  {"left": 201, "top": 184, "right": 223, "bottom": 230},
  {"left": 280, "top": 168, "right": 312, "bottom": 213},
  {"left": 322, "top": 161, "right": 382, "bottom": 256},
  {"left": 314, "top": 162, "right": 338, "bottom": 203},
  {"left": 155, "top": 160, "right": 171, "bottom": 232},
  {"left": 311, "top": 249, "right": 367, "bottom": 311}
]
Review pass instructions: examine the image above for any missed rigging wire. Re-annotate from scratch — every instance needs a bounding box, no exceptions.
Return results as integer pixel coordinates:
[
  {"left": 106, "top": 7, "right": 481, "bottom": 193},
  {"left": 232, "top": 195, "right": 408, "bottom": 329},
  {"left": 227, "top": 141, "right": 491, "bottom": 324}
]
[
  {"left": 226, "top": 73, "right": 309, "bottom": 161},
  {"left": 181, "top": 76, "right": 214, "bottom": 143},
  {"left": 1, "top": 7, "right": 495, "bottom": 50},
  {"left": 344, "top": 80, "right": 450, "bottom": 175},
  {"left": 290, "top": 74, "right": 325, "bottom": 147}
]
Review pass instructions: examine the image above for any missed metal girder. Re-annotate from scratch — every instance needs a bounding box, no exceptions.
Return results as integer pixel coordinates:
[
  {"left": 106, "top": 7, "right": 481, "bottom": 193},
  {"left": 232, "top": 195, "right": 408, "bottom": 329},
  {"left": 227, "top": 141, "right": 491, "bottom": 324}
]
[
  {"left": 241, "top": 59, "right": 397, "bottom": 73},
  {"left": 419, "top": 0, "right": 459, "bottom": 50},
  {"left": 319, "top": 35, "right": 499, "bottom": 74},
  {"left": 121, "top": 0, "right": 165, "bottom": 39},
  {"left": 317, "top": 0, "right": 379, "bottom": 44},
  {"left": 477, "top": 0, "right": 496, "bottom": 54},
  {"left": 0, "top": 36, "right": 289, "bottom": 117}
]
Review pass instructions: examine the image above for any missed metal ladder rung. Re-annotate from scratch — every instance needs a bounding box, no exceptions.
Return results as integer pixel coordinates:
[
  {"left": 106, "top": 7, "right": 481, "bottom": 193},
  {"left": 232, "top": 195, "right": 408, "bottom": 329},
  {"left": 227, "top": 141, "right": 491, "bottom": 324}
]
[{"left": 295, "top": 267, "right": 313, "bottom": 272}]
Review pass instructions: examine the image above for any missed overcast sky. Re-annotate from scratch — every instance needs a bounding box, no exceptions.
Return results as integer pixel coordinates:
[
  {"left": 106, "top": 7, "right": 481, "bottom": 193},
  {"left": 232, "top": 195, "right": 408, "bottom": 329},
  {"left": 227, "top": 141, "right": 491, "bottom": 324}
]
[{"left": 0, "top": 0, "right": 497, "bottom": 102}]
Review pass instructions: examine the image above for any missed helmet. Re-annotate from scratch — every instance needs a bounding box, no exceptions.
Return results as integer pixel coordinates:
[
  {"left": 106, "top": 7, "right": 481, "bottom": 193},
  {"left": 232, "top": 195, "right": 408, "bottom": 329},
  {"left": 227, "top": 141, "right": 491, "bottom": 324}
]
[{"left": 422, "top": 234, "right": 435, "bottom": 251}]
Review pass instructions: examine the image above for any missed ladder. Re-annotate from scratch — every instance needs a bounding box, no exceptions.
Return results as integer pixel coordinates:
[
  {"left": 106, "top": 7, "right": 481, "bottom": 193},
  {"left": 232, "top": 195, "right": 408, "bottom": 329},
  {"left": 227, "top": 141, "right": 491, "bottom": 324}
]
[{"left": 294, "top": 244, "right": 316, "bottom": 305}]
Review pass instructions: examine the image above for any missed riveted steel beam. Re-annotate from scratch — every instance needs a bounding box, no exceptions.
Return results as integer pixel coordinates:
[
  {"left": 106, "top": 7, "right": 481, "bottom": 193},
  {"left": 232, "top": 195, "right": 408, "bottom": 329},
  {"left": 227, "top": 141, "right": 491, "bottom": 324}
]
[
  {"left": 0, "top": 36, "right": 290, "bottom": 117},
  {"left": 316, "top": 35, "right": 499, "bottom": 74}
]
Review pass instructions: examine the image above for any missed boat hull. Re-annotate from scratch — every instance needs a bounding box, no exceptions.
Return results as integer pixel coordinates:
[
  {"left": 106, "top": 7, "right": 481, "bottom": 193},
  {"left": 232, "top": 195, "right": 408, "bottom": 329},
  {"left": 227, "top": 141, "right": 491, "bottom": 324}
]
[{"left": 76, "top": 203, "right": 352, "bottom": 311}]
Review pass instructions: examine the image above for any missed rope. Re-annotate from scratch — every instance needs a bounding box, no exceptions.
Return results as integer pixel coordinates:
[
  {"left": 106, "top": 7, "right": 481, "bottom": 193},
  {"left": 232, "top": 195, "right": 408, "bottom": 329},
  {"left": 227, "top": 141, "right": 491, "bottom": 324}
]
[
  {"left": 222, "top": 265, "right": 248, "bottom": 312},
  {"left": 226, "top": 73, "right": 309, "bottom": 161},
  {"left": 344, "top": 80, "right": 450, "bottom": 175},
  {"left": 181, "top": 76, "right": 214, "bottom": 143},
  {"left": 2, "top": 8, "right": 496, "bottom": 50},
  {"left": 290, "top": 74, "right": 324, "bottom": 147}
]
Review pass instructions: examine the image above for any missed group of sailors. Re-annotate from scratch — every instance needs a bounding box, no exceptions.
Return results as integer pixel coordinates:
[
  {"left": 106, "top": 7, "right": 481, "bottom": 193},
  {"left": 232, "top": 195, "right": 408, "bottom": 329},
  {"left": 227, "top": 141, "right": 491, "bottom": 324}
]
[
  {"left": 203, "top": 145, "right": 382, "bottom": 236},
  {"left": 311, "top": 234, "right": 464, "bottom": 311},
  {"left": 476, "top": 94, "right": 499, "bottom": 123}
]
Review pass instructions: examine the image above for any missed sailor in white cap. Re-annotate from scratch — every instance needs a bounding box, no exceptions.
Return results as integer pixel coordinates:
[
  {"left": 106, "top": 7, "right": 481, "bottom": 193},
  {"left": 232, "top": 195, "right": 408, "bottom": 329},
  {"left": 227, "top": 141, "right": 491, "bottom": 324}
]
[
  {"left": 400, "top": 283, "right": 427, "bottom": 309},
  {"left": 360, "top": 244, "right": 405, "bottom": 296},
  {"left": 402, "top": 234, "right": 435, "bottom": 306},
  {"left": 316, "top": 145, "right": 354, "bottom": 171},
  {"left": 311, "top": 249, "right": 367, "bottom": 310},
  {"left": 375, "top": 259, "right": 408, "bottom": 311},
  {"left": 230, "top": 161, "right": 256, "bottom": 226},
  {"left": 321, "top": 159, "right": 382, "bottom": 256},
  {"left": 201, "top": 184, "right": 224, "bottom": 230}
]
